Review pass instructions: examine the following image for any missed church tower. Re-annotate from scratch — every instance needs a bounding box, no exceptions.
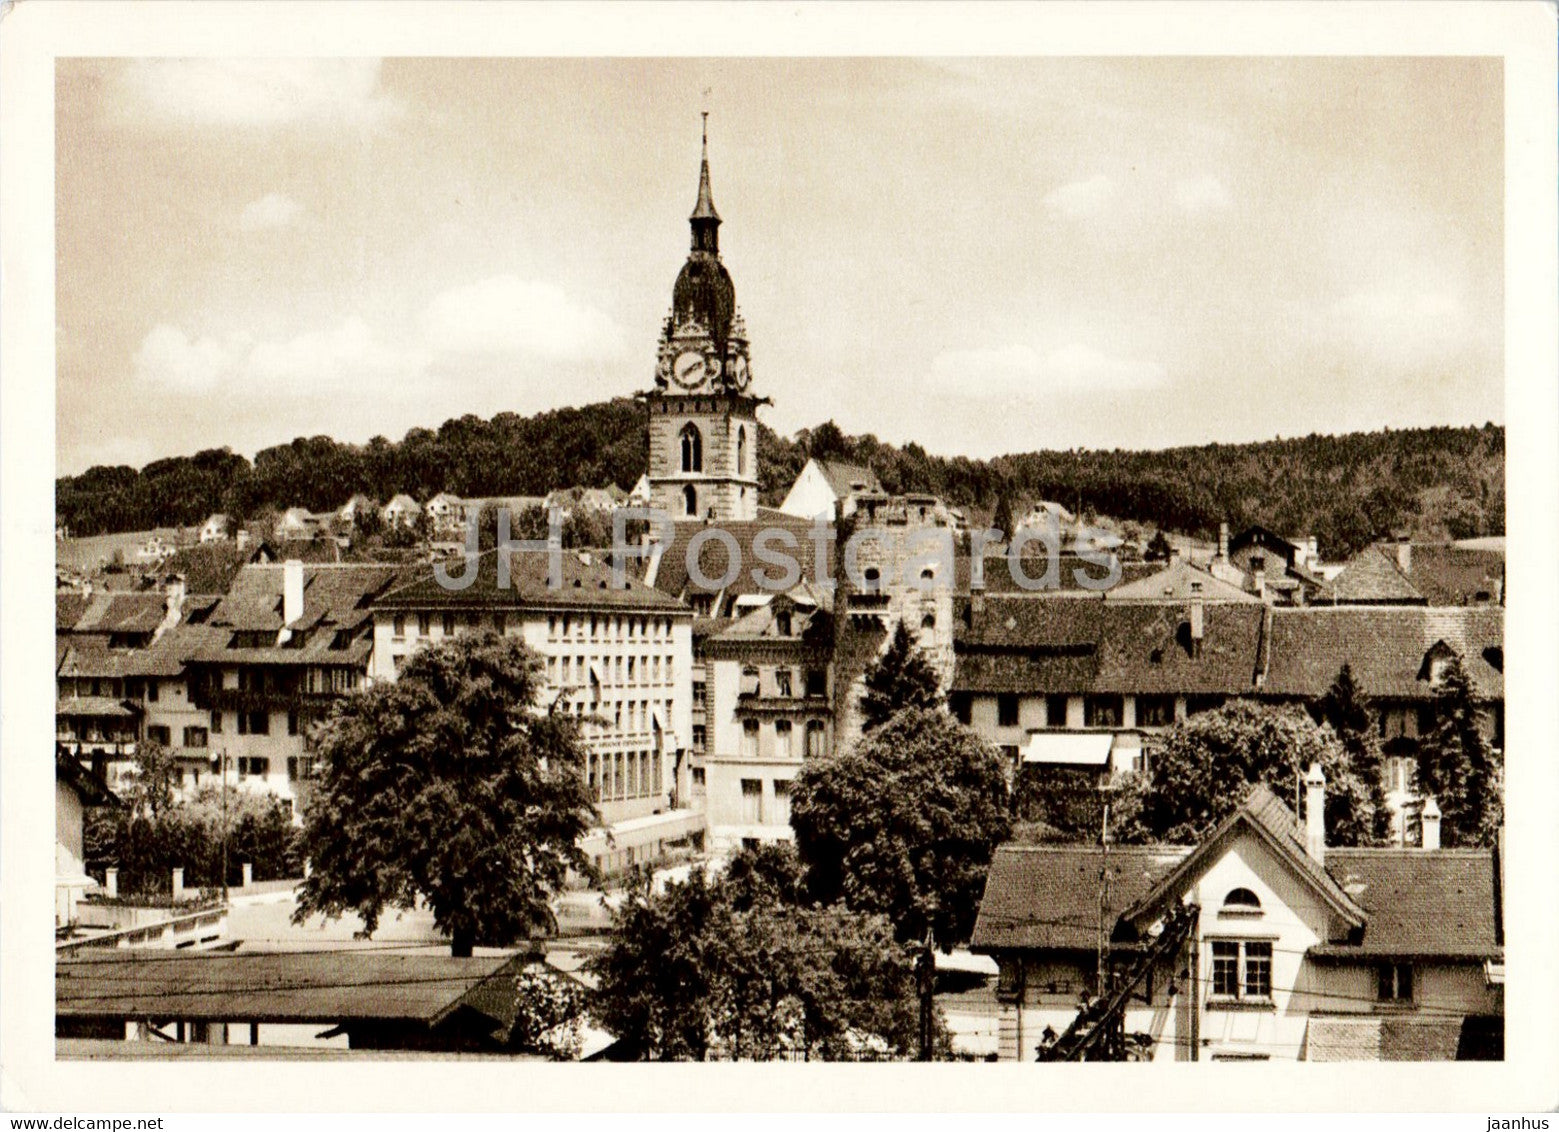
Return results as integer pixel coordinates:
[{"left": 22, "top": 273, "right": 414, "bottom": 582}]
[{"left": 646, "top": 117, "right": 762, "bottom": 523}]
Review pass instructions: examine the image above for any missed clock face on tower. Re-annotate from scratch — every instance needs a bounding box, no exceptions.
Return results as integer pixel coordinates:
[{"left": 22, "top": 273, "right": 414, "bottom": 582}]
[
  {"left": 731, "top": 354, "right": 750, "bottom": 390},
  {"left": 672, "top": 350, "right": 706, "bottom": 389}
]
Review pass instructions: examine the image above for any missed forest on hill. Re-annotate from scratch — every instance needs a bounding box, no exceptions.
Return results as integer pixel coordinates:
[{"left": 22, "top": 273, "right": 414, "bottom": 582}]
[{"left": 57, "top": 398, "right": 1504, "bottom": 559}]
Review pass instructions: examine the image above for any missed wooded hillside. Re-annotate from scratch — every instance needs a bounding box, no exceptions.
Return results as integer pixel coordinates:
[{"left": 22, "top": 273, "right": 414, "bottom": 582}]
[{"left": 57, "top": 401, "right": 1504, "bottom": 559}]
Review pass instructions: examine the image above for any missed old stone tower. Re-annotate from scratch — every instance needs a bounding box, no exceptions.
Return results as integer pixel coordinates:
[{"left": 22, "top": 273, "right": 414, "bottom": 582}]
[{"left": 645, "top": 117, "right": 762, "bottom": 523}]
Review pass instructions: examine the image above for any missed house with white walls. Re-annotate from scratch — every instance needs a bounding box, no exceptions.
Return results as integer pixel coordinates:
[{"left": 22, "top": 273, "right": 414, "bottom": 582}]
[{"left": 971, "top": 771, "right": 1503, "bottom": 1062}]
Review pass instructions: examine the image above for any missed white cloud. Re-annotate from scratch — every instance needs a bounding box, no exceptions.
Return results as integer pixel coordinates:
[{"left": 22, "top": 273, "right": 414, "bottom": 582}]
[
  {"left": 239, "top": 192, "right": 302, "bottom": 232},
  {"left": 1175, "top": 175, "right": 1231, "bottom": 214},
  {"left": 1042, "top": 175, "right": 1117, "bottom": 220},
  {"left": 1329, "top": 288, "right": 1471, "bottom": 369},
  {"left": 929, "top": 343, "right": 1167, "bottom": 396},
  {"left": 134, "top": 318, "right": 424, "bottom": 397},
  {"left": 420, "top": 275, "right": 625, "bottom": 364},
  {"left": 133, "top": 324, "right": 245, "bottom": 393},
  {"left": 110, "top": 59, "right": 399, "bottom": 129}
]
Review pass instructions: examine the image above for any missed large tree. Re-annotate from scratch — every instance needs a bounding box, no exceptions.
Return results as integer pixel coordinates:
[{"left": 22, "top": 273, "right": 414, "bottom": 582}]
[
  {"left": 590, "top": 845, "right": 925, "bottom": 1061},
  {"left": 1311, "top": 663, "right": 1391, "bottom": 842},
  {"left": 294, "top": 631, "right": 596, "bottom": 955},
  {"left": 1112, "top": 699, "right": 1383, "bottom": 847},
  {"left": 1414, "top": 655, "right": 1502, "bottom": 847},
  {"left": 858, "top": 621, "right": 944, "bottom": 733},
  {"left": 790, "top": 708, "right": 1011, "bottom": 946}
]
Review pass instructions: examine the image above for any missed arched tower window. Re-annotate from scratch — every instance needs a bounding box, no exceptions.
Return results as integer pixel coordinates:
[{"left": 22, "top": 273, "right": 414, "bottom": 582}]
[
  {"left": 737, "top": 426, "right": 748, "bottom": 476},
  {"left": 680, "top": 423, "right": 703, "bottom": 473},
  {"left": 683, "top": 484, "right": 698, "bottom": 517}
]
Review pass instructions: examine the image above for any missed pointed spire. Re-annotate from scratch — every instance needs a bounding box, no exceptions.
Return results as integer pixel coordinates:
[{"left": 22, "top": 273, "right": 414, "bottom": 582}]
[{"left": 690, "top": 111, "right": 721, "bottom": 228}]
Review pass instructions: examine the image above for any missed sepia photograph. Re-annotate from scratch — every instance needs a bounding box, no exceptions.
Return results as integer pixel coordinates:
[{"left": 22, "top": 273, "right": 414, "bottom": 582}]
[{"left": 5, "top": 0, "right": 1558, "bottom": 1117}]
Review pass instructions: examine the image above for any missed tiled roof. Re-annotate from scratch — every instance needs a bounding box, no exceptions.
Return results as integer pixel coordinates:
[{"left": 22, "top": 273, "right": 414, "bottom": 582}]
[
  {"left": 1321, "top": 545, "right": 1426, "bottom": 604},
  {"left": 184, "top": 563, "right": 401, "bottom": 666},
  {"left": 57, "top": 592, "right": 168, "bottom": 635},
  {"left": 815, "top": 459, "right": 883, "bottom": 499},
  {"left": 1399, "top": 544, "right": 1505, "bottom": 606},
  {"left": 56, "top": 695, "right": 141, "bottom": 719},
  {"left": 57, "top": 951, "right": 525, "bottom": 1026},
  {"left": 952, "top": 650, "right": 1099, "bottom": 694},
  {"left": 1106, "top": 559, "right": 1260, "bottom": 604},
  {"left": 953, "top": 556, "right": 1159, "bottom": 595},
  {"left": 969, "top": 844, "right": 1189, "bottom": 952},
  {"left": 1261, "top": 606, "right": 1503, "bottom": 701},
  {"left": 157, "top": 542, "right": 249, "bottom": 595},
  {"left": 1315, "top": 849, "right": 1501, "bottom": 959},
  {"left": 649, "top": 517, "right": 831, "bottom": 604},
  {"left": 953, "top": 598, "right": 1266, "bottom": 695},
  {"left": 375, "top": 548, "right": 687, "bottom": 613}
]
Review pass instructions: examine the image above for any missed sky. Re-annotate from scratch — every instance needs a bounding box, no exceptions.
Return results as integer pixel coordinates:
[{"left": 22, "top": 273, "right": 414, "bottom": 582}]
[{"left": 55, "top": 56, "right": 1504, "bottom": 476}]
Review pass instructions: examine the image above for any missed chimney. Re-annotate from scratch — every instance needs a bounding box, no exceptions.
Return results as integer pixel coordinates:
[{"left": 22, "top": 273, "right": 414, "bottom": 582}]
[
  {"left": 283, "top": 558, "right": 305, "bottom": 627},
  {"left": 1217, "top": 521, "right": 1230, "bottom": 563},
  {"left": 1395, "top": 539, "right": 1412, "bottom": 576},
  {"left": 1189, "top": 598, "right": 1204, "bottom": 648},
  {"left": 1304, "top": 762, "right": 1326, "bottom": 865},
  {"left": 1420, "top": 796, "right": 1441, "bottom": 851}
]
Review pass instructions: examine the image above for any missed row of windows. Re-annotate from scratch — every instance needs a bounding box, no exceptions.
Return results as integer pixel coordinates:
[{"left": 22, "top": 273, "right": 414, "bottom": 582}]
[
  {"left": 739, "top": 718, "right": 827, "bottom": 760},
  {"left": 564, "top": 697, "right": 667, "bottom": 734},
  {"left": 548, "top": 613, "right": 675, "bottom": 642},
  {"left": 964, "top": 693, "right": 1210, "bottom": 730},
  {"left": 547, "top": 653, "right": 676, "bottom": 687},
  {"left": 739, "top": 666, "right": 828, "bottom": 699},
  {"left": 391, "top": 611, "right": 506, "bottom": 639},
  {"left": 586, "top": 749, "right": 662, "bottom": 803},
  {"left": 209, "top": 710, "right": 305, "bottom": 737}
]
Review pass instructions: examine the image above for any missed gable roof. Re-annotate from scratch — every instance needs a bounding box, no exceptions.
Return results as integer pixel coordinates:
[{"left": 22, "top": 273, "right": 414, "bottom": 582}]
[
  {"left": 1261, "top": 605, "right": 1502, "bottom": 701},
  {"left": 1228, "top": 524, "right": 1300, "bottom": 565},
  {"left": 970, "top": 844, "right": 1190, "bottom": 952},
  {"left": 814, "top": 459, "right": 883, "bottom": 499},
  {"left": 1321, "top": 544, "right": 1427, "bottom": 604},
  {"left": 1121, "top": 784, "right": 1366, "bottom": 930},
  {"left": 1106, "top": 559, "right": 1261, "bottom": 604}
]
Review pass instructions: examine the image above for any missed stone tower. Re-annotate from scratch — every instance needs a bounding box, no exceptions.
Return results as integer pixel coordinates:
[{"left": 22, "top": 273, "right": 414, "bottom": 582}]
[{"left": 646, "top": 117, "right": 763, "bottom": 523}]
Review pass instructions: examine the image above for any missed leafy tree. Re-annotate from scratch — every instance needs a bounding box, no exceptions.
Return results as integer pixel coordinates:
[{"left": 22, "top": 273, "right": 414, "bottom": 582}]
[
  {"left": 858, "top": 621, "right": 944, "bottom": 732},
  {"left": 119, "top": 741, "right": 180, "bottom": 819},
  {"left": 294, "top": 631, "right": 597, "bottom": 955},
  {"left": 1311, "top": 664, "right": 1390, "bottom": 842},
  {"left": 85, "top": 783, "right": 300, "bottom": 896},
  {"left": 1144, "top": 530, "right": 1173, "bottom": 562},
  {"left": 991, "top": 492, "right": 1016, "bottom": 539},
  {"left": 508, "top": 964, "right": 590, "bottom": 1059},
  {"left": 1112, "top": 699, "right": 1383, "bottom": 847},
  {"left": 1012, "top": 765, "right": 1109, "bottom": 842},
  {"left": 790, "top": 708, "right": 1011, "bottom": 946},
  {"left": 1414, "top": 656, "right": 1502, "bottom": 847},
  {"left": 591, "top": 845, "right": 926, "bottom": 1061}
]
